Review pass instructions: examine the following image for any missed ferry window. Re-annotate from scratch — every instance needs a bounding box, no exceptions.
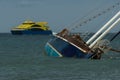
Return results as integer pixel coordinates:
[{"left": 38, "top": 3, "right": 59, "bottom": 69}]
[{"left": 31, "top": 25, "right": 41, "bottom": 27}]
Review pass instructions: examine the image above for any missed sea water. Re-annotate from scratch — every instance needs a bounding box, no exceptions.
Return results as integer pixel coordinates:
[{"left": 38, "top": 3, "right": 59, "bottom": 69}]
[{"left": 0, "top": 33, "right": 120, "bottom": 80}]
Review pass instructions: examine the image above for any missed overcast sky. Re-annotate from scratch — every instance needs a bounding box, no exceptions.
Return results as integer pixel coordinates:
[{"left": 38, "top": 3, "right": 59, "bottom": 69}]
[{"left": 0, "top": 0, "right": 120, "bottom": 33}]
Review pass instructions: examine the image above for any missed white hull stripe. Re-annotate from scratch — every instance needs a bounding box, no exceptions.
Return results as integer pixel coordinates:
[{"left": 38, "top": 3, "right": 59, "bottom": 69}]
[
  {"left": 47, "top": 43, "right": 63, "bottom": 57},
  {"left": 54, "top": 35, "right": 87, "bottom": 53}
]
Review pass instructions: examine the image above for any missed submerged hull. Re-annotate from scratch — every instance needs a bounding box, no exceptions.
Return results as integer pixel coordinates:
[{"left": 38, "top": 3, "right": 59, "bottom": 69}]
[
  {"left": 11, "top": 30, "right": 52, "bottom": 35},
  {"left": 45, "top": 35, "right": 94, "bottom": 59}
]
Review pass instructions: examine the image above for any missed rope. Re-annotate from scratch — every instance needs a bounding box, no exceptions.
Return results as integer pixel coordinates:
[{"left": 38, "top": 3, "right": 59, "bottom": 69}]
[
  {"left": 110, "top": 31, "right": 120, "bottom": 41},
  {"left": 69, "top": 2, "right": 120, "bottom": 31}
]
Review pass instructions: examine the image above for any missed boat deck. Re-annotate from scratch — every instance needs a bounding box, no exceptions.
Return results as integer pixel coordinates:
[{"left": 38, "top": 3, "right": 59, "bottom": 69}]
[{"left": 56, "top": 29, "right": 92, "bottom": 53}]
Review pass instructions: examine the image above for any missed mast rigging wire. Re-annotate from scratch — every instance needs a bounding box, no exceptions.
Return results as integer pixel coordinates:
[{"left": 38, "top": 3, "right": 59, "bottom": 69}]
[{"left": 69, "top": 2, "right": 120, "bottom": 31}]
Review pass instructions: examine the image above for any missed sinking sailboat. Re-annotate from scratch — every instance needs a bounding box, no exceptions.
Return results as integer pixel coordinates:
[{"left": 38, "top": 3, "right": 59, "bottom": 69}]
[{"left": 45, "top": 11, "right": 120, "bottom": 59}]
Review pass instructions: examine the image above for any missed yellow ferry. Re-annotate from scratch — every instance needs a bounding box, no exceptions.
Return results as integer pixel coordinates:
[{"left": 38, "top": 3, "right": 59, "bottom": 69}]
[{"left": 11, "top": 20, "right": 52, "bottom": 35}]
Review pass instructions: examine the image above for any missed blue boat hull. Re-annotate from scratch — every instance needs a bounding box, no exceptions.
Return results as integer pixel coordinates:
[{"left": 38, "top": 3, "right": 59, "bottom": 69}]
[
  {"left": 45, "top": 36, "right": 94, "bottom": 59},
  {"left": 11, "top": 30, "right": 52, "bottom": 35}
]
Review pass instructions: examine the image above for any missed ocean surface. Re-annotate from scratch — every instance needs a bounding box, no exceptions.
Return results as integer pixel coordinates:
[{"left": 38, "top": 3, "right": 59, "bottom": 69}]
[{"left": 0, "top": 33, "right": 120, "bottom": 80}]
